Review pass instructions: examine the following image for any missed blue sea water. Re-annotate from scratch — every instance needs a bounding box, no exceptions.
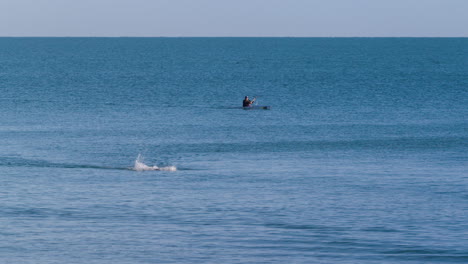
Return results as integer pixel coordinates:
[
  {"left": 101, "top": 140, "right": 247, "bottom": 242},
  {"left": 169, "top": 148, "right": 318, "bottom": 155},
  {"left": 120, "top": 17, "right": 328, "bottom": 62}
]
[{"left": 0, "top": 38, "right": 467, "bottom": 263}]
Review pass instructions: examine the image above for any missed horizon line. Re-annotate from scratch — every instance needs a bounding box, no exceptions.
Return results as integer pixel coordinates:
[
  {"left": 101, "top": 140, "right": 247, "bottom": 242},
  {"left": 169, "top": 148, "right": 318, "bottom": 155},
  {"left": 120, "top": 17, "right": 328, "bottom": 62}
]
[{"left": 0, "top": 36, "right": 467, "bottom": 38}]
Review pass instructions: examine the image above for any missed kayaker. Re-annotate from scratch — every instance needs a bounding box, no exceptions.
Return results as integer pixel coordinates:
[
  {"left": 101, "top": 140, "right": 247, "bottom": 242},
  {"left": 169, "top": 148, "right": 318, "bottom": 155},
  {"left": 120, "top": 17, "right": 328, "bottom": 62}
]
[{"left": 243, "top": 96, "right": 256, "bottom": 107}]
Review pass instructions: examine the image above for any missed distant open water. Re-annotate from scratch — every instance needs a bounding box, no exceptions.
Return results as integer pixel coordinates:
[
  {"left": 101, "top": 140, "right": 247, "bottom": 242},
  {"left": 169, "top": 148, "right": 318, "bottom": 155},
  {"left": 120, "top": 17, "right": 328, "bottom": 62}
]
[{"left": 0, "top": 38, "right": 467, "bottom": 263}]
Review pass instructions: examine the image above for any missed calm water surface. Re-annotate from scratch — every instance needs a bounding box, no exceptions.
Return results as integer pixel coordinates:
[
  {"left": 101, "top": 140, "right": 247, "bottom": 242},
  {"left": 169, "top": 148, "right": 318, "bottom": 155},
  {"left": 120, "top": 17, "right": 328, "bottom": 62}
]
[{"left": 0, "top": 38, "right": 467, "bottom": 263}]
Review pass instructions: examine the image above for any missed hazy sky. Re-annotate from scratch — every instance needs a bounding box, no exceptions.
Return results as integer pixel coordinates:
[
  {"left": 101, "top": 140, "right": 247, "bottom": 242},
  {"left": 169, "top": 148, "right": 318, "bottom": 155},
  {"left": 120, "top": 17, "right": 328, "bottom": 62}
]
[{"left": 0, "top": 0, "right": 467, "bottom": 37}]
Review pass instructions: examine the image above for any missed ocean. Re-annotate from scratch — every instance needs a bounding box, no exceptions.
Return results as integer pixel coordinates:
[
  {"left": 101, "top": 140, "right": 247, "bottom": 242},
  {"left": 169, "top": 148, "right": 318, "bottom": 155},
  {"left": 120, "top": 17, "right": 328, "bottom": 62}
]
[{"left": 0, "top": 38, "right": 467, "bottom": 263}]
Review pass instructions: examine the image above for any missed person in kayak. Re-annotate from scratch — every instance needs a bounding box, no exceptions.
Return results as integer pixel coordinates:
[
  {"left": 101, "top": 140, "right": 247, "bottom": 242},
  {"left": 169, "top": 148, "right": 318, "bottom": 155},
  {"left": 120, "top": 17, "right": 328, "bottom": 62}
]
[{"left": 243, "top": 96, "right": 256, "bottom": 107}]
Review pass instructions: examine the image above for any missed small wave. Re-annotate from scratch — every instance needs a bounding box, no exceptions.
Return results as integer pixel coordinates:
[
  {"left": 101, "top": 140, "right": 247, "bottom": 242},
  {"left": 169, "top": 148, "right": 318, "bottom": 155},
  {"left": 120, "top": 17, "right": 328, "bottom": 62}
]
[
  {"left": 263, "top": 222, "right": 346, "bottom": 232},
  {"left": 0, "top": 156, "right": 177, "bottom": 172},
  {"left": 132, "top": 154, "right": 177, "bottom": 172},
  {"left": 0, "top": 157, "right": 125, "bottom": 170}
]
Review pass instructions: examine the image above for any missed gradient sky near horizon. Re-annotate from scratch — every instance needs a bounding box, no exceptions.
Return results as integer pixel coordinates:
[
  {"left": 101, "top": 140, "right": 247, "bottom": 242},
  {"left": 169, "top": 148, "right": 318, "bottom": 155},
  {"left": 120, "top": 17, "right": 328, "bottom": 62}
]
[{"left": 0, "top": 0, "right": 467, "bottom": 37}]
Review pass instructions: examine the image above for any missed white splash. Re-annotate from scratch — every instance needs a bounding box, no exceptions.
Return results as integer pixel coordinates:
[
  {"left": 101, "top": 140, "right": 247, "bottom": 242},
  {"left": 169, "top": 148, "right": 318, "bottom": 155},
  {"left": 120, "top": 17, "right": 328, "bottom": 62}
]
[{"left": 133, "top": 154, "right": 177, "bottom": 172}]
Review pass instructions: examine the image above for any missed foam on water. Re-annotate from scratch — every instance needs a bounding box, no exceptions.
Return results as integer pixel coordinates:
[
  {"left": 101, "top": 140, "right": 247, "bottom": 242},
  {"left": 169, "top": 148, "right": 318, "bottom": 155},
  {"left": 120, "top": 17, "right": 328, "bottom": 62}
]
[{"left": 133, "top": 155, "right": 177, "bottom": 171}]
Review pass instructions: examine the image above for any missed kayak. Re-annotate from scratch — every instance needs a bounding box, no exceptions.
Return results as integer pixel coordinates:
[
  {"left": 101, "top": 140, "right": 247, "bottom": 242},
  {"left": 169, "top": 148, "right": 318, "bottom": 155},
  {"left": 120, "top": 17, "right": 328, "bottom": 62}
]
[{"left": 243, "top": 105, "right": 271, "bottom": 110}]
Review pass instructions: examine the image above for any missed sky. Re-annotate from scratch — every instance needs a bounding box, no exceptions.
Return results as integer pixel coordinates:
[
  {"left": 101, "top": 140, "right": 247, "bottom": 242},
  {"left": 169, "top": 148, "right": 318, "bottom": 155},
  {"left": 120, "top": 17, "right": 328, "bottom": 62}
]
[{"left": 0, "top": 0, "right": 467, "bottom": 37}]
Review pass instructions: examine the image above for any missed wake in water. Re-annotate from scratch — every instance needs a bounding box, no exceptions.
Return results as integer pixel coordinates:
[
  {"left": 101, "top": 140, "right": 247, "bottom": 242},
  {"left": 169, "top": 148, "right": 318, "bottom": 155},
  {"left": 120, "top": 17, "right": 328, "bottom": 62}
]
[{"left": 132, "top": 154, "right": 177, "bottom": 172}]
